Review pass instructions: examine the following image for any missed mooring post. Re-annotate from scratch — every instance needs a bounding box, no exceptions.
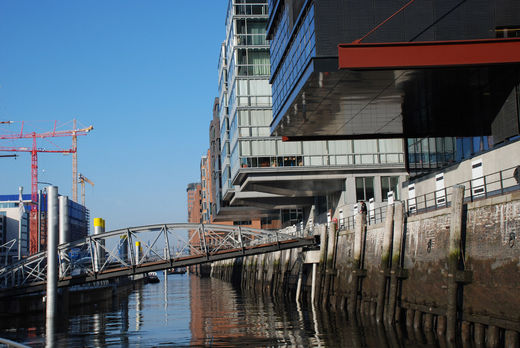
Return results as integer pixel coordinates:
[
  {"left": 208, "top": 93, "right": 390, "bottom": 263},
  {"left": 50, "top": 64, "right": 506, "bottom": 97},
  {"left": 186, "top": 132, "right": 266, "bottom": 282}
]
[
  {"left": 93, "top": 218, "right": 104, "bottom": 272},
  {"left": 447, "top": 185, "right": 465, "bottom": 342},
  {"left": 311, "top": 262, "right": 317, "bottom": 306},
  {"left": 348, "top": 212, "right": 366, "bottom": 315},
  {"left": 386, "top": 201, "right": 405, "bottom": 325},
  {"left": 296, "top": 260, "right": 303, "bottom": 303},
  {"left": 377, "top": 203, "right": 394, "bottom": 323},
  {"left": 46, "top": 186, "right": 59, "bottom": 320},
  {"left": 135, "top": 241, "right": 141, "bottom": 265},
  {"left": 58, "top": 195, "right": 69, "bottom": 278},
  {"left": 317, "top": 225, "right": 328, "bottom": 306},
  {"left": 322, "top": 220, "right": 337, "bottom": 308}
]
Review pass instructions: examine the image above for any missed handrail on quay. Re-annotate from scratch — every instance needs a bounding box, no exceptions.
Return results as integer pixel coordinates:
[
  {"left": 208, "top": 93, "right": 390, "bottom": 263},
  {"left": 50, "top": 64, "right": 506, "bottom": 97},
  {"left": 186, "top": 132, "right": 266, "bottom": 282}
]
[{"left": 338, "top": 165, "right": 520, "bottom": 230}]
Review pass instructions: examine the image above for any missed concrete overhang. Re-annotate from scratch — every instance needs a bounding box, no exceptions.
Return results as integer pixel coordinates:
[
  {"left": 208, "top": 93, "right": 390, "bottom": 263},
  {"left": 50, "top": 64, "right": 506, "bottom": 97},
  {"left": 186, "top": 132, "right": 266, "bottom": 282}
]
[
  {"left": 239, "top": 174, "right": 347, "bottom": 197},
  {"left": 212, "top": 205, "right": 278, "bottom": 222},
  {"left": 229, "top": 191, "right": 314, "bottom": 209},
  {"left": 233, "top": 165, "right": 405, "bottom": 189},
  {"left": 271, "top": 38, "right": 520, "bottom": 140}
]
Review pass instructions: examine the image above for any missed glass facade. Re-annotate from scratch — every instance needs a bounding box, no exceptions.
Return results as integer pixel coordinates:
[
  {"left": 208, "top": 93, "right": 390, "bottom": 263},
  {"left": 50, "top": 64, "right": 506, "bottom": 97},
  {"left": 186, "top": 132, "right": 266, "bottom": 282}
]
[
  {"left": 269, "top": 3, "right": 315, "bottom": 120},
  {"left": 218, "top": 0, "right": 405, "bottom": 211},
  {"left": 221, "top": 0, "right": 276, "bottom": 197},
  {"left": 219, "top": 0, "right": 406, "bottom": 201},
  {"left": 407, "top": 136, "right": 494, "bottom": 177}
]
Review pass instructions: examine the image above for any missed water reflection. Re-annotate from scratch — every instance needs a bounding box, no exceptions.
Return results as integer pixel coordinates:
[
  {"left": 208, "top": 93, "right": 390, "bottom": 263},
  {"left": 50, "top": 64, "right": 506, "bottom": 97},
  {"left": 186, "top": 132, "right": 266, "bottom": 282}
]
[{"left": 0, "top": 274, "right": 448, "bottom": 347}]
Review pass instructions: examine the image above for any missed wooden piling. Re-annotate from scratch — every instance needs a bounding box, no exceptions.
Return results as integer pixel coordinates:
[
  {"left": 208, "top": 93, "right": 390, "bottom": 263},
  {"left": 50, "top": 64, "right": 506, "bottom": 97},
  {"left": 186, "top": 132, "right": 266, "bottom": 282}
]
[
  {"left": 386, "top": 201, "right": 405, "bottom": 325},
  {"left": 505, "top": 330, "right": 519, "bottom": 348},
  {"left": 406, "top": 308, "right": 414, "bottom": 328},
  {"left": 348, "top": 213, "right": 366, "bottom": 315},
  {"left": 461, "top": 321, "right": 471, "bottom": 342},
  {"left": 413, "top": 310, "right": 422, "bottom": 332},
  {"left": 376, "top": 203, "right": 394, "bottom": 323},
  {"left": 447, "top": 185, "right": 465, "bottom": 342},
  {"left": 486, "top": 325, "right": 500, "bottom": 348},
  {"left": 322, "top": 222, "right": 337, "bottom": 308},
  {"left": 474, "top": 323, "right": 486, "bottom": 347},
  {"left": 437, "top": 316, "right": 447, "bottom": 337}
]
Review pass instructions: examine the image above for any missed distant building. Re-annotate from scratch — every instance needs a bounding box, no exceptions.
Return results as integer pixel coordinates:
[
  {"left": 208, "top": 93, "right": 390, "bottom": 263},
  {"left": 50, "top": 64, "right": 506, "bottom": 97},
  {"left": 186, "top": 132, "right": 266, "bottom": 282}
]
[
  {"left": 187, "top": 183, "right": 202, "bottom": 224},
  {"left": 0, "top": 214, "right": 6, "bottom": 245},
  {"left": 0, "top": 193, "right": 88, "bottom": 262},
  {"left": 0, "top": 204, "right": 28, "bottom": 261},
  {"left": 209, "top": 97, "right": 222, "bottom": 222}
]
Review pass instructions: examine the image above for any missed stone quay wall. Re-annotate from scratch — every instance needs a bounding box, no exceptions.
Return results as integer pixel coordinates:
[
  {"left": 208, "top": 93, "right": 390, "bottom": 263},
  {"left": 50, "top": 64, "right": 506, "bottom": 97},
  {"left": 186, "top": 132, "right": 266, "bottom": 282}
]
[{"left": 211, "top": 189, "right": 520, "bottom": 347}]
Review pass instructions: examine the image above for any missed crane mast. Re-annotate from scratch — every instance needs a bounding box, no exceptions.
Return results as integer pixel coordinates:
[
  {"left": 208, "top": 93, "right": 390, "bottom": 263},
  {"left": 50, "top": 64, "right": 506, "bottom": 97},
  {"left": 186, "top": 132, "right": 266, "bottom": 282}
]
[
  {"left": 0, "top": 121, "right": 93, "bottom": 254},
  {"left": 78, "top": 173, "right": 95, "bottom": 207}
]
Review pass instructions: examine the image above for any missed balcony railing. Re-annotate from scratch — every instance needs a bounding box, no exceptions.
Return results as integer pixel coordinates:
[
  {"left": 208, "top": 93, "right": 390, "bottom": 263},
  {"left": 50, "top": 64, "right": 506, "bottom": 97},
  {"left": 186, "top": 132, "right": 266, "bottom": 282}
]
[
  {"left": 236, "top": 34, "right": 267, "bottom": 46},
  {"left": 238, "top": 152, "right": 404, "bottom": 169},
  {"left": 237, "top": 64, "right": 270, "bottom": 76},
  {"left": 234, "top": 4, "right": 269, "bottom": 16}
]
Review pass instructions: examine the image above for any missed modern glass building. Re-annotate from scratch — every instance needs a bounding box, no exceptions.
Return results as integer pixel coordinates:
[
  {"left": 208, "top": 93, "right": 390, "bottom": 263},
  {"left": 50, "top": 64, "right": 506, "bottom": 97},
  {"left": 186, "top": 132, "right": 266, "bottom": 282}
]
[
  {"left": 215, "top": 0, "right": 408, "bottom": 226},
  {"left": 219, "top": 0, "right": 273, "bottom": 201},
  {"left": 266, "top": 0, "right": 520, "bottom": 185}
]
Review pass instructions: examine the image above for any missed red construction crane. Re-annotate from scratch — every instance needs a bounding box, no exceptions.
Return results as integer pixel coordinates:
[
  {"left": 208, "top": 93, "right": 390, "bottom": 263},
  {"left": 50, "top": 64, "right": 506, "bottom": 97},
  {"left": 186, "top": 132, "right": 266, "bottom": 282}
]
[{"left": 0, "top": 120, "right": 93, "bottom": 254}]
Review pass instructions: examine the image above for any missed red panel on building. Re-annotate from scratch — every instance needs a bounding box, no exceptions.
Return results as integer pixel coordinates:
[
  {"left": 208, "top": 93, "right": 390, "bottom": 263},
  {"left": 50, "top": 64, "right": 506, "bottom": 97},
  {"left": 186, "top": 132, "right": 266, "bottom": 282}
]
[{"left": 338, "top": 38, "right": 520, "bottom": 69}]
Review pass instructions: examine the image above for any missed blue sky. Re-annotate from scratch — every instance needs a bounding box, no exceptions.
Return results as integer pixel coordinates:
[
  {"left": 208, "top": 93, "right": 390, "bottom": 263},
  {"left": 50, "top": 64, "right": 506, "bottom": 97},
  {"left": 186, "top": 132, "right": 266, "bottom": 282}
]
[{"left": 0, "top": 1, "right": 229, "bottom": 229}]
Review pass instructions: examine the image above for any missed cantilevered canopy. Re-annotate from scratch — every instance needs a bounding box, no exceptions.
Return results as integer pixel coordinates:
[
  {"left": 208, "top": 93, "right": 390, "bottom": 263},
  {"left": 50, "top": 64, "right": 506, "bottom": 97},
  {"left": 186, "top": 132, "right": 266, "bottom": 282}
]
[{"left": 272, "top": 38, "right": 520, "bottom": 141}]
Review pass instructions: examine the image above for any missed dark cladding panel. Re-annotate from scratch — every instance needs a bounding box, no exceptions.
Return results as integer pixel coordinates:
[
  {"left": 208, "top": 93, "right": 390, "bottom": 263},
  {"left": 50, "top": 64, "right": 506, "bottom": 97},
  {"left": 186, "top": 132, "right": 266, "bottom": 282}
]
[
  {"left": 367, "top": 1, "right": 408, "bottom": 43},
  {"left": 314, "top": 0, "right": 499, "bottom": 53},
  {"left": 314, "top": 0, "right": 371, "bottom": 56},
  {"left": 495, "top": 0, "right": 520, "bottom": 27},
  {"left": 434, "top": 0, "right": 494, "bottom": 40},
  {"left": 492, "top": 84, "right": 520, "bottom": 144},
  {"left": 403, "top": 0, "right": 436, "bottom": 41}
]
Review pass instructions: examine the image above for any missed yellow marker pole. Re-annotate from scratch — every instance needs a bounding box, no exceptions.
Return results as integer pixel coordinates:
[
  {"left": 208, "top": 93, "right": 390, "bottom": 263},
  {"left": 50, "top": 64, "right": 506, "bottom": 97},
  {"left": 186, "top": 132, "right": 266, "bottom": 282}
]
[
  {"left": 93, "top": 218, "right": 105, "bottom": 271},
  {"left": 135, "top": 241, "right": 141, "bottom": 264}
]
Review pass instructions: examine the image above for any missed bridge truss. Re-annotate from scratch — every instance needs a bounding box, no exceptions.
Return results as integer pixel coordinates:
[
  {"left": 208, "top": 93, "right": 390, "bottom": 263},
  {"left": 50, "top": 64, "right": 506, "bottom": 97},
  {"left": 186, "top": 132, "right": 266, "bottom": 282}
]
[{"left": 0, "top": 223, "right": 317, "bottom": 297}]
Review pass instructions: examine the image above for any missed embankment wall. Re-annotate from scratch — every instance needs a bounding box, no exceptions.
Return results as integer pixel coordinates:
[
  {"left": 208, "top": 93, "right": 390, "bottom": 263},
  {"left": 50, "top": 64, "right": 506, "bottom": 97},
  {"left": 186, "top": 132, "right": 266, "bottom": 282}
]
[{"left": 211, "top": 190, "right": 520, "bottom": 347}]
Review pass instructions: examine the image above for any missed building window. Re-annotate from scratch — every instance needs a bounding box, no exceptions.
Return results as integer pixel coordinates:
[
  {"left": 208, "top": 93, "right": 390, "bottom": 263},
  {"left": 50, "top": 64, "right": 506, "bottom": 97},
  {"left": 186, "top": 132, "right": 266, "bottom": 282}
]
[
  {"left": 281, "top": 208, "right": 303, "bottom": 227},
  {"left": 355, "top": 177, "right": 374, "bottom": 202},
  {"left": 381, "top": 176, "right": 399, "bottom": 201},
  {"left": 233, "top": 220, "right": 251, "bottom": 226}
]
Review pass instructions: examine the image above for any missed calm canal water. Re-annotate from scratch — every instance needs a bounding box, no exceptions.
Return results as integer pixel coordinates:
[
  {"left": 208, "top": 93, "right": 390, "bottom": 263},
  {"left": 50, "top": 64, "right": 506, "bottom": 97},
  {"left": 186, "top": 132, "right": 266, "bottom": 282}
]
[{"left": 0, "top": 274, "right": 441, "bottom": 347}]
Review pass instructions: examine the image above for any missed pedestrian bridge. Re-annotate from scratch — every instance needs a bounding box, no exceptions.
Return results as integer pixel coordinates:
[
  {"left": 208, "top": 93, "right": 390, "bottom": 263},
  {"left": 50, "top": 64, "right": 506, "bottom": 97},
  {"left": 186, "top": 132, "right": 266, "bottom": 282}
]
[{"left": 0, "top": 223, "right": 318, "bottom": 297}]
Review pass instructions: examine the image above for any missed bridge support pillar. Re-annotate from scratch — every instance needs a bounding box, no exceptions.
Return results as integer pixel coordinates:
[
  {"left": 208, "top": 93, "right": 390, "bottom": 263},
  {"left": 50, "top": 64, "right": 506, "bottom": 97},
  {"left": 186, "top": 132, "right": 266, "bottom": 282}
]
[{"left": 46, "top": 186, "right": 59, "bottom": 320}]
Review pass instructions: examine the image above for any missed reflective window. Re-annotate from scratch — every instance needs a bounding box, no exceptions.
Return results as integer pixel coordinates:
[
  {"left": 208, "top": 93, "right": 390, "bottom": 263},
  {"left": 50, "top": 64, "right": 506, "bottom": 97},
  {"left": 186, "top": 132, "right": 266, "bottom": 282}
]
[
  {"left": 355, "top": 177, "right": 375, "bottom": 202},
  {"left": 270, "top": 4, "right": 315, "bottom": 118},
  {"left": 381, "top": 176, "right": 399, "bottom": 200}
]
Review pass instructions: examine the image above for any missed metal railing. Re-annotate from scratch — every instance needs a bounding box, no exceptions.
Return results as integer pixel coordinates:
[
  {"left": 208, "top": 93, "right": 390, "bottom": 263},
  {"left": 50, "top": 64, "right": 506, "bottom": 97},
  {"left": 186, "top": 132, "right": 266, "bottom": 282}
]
[
  {"left": 406, "top": 165, "right": 520, "bottom": 215},
  {"left": 0, "top": 223, "right": 314, "bottom": 291},
  {"left": 234, "top": 3, "right": 269, "bottom": 16},
  {"left": 339, "top": 205, "right": 388, "bottom": 231},
  {"left": 0, "top": 337, "right": 30, "bottom": 348},
  {"left": 337, "top": 165, "right": 520, "bottom": 229}
]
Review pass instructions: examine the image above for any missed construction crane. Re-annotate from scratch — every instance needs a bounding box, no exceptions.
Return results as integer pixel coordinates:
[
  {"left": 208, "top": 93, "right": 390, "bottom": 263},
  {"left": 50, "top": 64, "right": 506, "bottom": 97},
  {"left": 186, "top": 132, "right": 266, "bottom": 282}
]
[
  {"left": 0, "top": 120, "right": 93, "bottom": 254},
  {"left": 78, "top": 173, "right": 94, "bottom": 207}
]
